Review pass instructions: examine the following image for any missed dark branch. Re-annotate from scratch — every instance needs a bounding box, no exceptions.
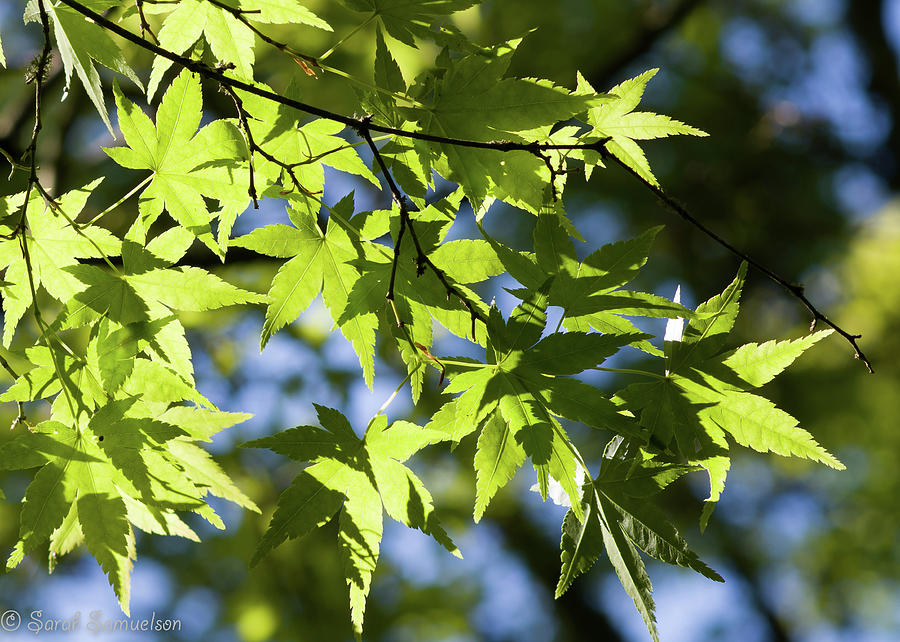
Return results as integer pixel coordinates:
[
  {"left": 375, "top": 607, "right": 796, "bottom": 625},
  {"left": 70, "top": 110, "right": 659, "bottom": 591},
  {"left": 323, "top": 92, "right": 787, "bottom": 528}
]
[
  {"left": 7, "top": 0, "right": 83, "bottom": 423},
  {"left": 133, "top": 0, "right": 159, "bottom": 44},
  {"left": 219, "top": 84, "right": 353, "bottom": 199},
  {"left": 54, "top": 0, "right": 607, "bottom": 155},
  {"left": 357, "top": 117, "right": 486, "bottom": 335},
  {"left": 221, "top": 83, "right": 259, "bottom": 208},
  {"left": 0, "top": 352, "right": 27, "bottom": 430},
  {"left": 23, "top": 0, "right": 53, "bottom": 190},
  {"left": 607, "top": 154, "right": 874, "bottom": 373}
]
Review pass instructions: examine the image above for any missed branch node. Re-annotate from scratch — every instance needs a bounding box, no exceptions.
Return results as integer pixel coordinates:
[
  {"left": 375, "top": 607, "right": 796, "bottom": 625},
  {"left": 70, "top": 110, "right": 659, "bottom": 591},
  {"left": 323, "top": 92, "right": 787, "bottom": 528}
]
[{"left": 134, "top": 0, "right": 159, "bottom": 44}]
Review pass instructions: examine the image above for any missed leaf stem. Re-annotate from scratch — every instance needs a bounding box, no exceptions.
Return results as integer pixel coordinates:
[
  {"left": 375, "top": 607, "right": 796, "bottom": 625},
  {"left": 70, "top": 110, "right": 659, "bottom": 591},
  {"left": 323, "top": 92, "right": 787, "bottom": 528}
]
[
  {"left": 375, "top": 362, "right": 421, "bottom": 415},
  {"left": 318, "top": 63, "right": 426, "bottom": 108},
  {"left": 438, "top": 359, "right": 497, "bottom": 369},
  {"left": 83, "top": 175, "right": 153, "bottom": 227},
  {"left": 591, "top": 366, "right": 666, "bottom": 380},
  {"left": 318, "top": 13, "right": 375, "bottom": 62}
]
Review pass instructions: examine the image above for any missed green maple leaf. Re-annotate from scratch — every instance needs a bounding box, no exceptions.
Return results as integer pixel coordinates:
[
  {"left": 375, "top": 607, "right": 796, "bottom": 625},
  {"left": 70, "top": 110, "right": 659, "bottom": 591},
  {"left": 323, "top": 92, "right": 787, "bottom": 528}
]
[
  {"left": 0, "top": 343, "right": 106, "bottom": 425},
  {"left": 27, "top": 224, "right": 264, "bottom": 410},
  {"left": 243, "top": 405, "right": 460, "bottom": 637},
  {"left": 2, "top": 305, "right": 196, "bottom": 425},
  {"left": 486, "top": 209, "right": 689, "bottom": 356},
  {"left": 147, "top": 0, "right": 331, "bottom": 99},
  {"left": 577, "top": 69, "right": 707, "bottom": 186},
  {"left": 23, "top": 0, "right": 142, "bottom": 134},
  {"left": 339, "top": 0, "right": 481, "bottom": 48},
  {"left": 63, "top": 234, "right": 265, "bottom": 336},
  {"left": 83, "top": 315, "right": 187, "bottom": 397},
  {"left": 105, "top": 70, "right": 249, "bottom": 255},
  {"left": 232, "top": 193, "right": 379, "bottom": 386},
  {"left": 401, "top": 40, "right": 607, "bottom": 211},
  {"left": 357, "top": 30, "right": 440, "bottom": 201},
  {"left": 0, "top": 179, "right": 121, "bottom": 346},
  {"left": 439, "top": 282, "right": 649, "bottom": 521},
  {"left": 1, "top": 397, "right": 256, "bottom": 613},
  {"left": 615, "top": 264, "right": 842, "bottom": 526},
  {"left": 556, "top": 440, "right": 722, "bottom": 642},
  {"left": 372, "top": 26, "right": 406, "bottom": 107}
]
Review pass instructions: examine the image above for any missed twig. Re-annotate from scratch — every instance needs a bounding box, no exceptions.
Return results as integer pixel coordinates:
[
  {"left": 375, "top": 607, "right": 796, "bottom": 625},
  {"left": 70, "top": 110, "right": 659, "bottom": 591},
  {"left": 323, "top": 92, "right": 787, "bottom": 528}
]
[
  {"left": 1, "top": 146, "right": 29, "bottom": 180},
  {"left": 220, "top": 83, "right": 357, "bottom": 199},
  {"left": 0, "top": 354, "right": 28, "bottom": 430},
  {"left": 134, "top": 0, "right": 159, "bottom": 44},
  {"left": 0, "top": 353, "right": 27, "bottom": 430},
  {"left": 385, "top": 204, "right": 407, "bottom": 306},
  {"left": 607, "top": 153, "right": 874, "bottom": 373},
  {"left": 0, "top": 353, "right": 19, "bottom": 381},
  {"left": 221, "top": 84, "right": 259, "bottom": 208},
  {"left": 22, "top": 0, "right": 54, "bottom": 194},
  {"left": 357, "top": 117, "right": 486, "bottom": 337}
]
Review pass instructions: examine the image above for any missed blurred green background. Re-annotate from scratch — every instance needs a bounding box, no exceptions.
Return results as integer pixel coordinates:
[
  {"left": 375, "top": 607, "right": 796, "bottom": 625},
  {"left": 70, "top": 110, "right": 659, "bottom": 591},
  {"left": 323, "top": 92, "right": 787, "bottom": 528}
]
[{"left": 1, "top": 1, "right": 899, "bottom": 640}]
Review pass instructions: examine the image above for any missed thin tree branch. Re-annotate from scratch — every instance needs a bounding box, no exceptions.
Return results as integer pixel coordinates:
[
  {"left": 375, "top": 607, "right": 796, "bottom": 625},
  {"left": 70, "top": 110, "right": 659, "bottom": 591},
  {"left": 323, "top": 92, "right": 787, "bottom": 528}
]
[
  {"left": 54, "top": 0, "right": 872, "bottom": 371},
  {"left": 21, "top": 0, "right": 54, "bottom": 199},
  {"left": 357, "top": 116, "right": 486, "bottom": 337},
  {"left": 219, "top": 81, "right": 345, "bottom": 199},
  {"left": 0, "top": 354, "right": 19, "bottom": 381},
  {"left": 221, "top": 83, "right": 260, "bottom": 208},
  {"left": 133, "top": 0, "right": 159, "bottom": 44},
  {"left": 607, "top": 154, "right": 873, "bottom": 373},
  {"left": 0, "top": 352, "right": 27, "bottom": 430},
  {"left": 53, "top": 0, "right": 607, "bottom": 155},
  {"left": 1, "top": 145, "right": 28, "bottom": 179}
]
